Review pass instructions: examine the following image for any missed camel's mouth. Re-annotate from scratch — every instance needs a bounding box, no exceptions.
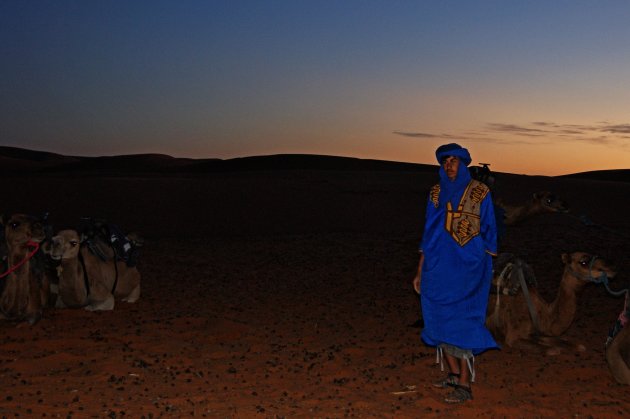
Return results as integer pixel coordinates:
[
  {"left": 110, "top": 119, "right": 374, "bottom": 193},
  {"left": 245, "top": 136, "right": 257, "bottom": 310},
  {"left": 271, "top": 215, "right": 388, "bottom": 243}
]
[{"left": 602, "top": 267, "right": 617, "bottom": 279}]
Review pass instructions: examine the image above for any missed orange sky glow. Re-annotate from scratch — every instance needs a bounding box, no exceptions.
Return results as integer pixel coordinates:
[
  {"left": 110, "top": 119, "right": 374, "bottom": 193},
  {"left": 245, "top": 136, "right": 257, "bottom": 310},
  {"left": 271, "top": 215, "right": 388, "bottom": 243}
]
[{"left": 2, "top": 2, "right": 629, "bottom": 176}]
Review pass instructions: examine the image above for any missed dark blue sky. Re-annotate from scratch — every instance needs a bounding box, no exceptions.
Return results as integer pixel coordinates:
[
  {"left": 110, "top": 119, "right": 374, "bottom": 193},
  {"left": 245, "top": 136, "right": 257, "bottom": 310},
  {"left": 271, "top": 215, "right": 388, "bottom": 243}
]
[{"left": 2, "top": 1, "right": 630, "bottom": 175}]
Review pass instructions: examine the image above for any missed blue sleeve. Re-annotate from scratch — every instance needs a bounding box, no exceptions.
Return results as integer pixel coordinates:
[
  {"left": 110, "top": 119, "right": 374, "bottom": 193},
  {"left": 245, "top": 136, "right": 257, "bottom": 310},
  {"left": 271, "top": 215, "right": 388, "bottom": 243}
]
[
  {"left": 418, "top": 195, "right": 432, "bottom": 252},
  {"left": 481, "top": 192, "right": 497, "bottom": 255}
]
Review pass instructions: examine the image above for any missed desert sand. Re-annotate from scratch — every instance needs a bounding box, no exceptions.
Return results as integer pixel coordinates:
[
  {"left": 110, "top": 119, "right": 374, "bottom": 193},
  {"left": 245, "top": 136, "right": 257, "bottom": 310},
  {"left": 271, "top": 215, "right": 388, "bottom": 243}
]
[{"left": 1, "top": 158, "right": 629, "bottom": 417}]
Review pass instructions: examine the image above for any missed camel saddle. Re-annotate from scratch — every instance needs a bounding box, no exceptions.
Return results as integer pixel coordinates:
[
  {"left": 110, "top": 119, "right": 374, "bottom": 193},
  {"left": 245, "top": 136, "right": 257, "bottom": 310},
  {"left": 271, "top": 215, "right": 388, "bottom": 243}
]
[
  {"left": 78, "top": 218, "right": 140, "bottom": 267},
  {"left": 492, "top": 253, "right": 537, "bottom": 296}
]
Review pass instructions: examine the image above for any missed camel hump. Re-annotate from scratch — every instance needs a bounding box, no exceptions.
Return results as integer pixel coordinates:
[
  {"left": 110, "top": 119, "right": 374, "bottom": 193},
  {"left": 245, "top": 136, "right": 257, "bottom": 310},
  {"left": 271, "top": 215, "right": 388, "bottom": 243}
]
[{"left": 493, "top": 253, "right": 537, "bottom": 295}]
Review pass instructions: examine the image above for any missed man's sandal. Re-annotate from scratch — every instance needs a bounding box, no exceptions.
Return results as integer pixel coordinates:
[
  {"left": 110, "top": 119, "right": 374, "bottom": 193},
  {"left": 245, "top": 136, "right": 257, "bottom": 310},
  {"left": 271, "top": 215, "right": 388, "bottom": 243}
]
[
  {"left": 444, "top": 384, "right": 473, "bottom": 403},
  {"left": 432, "top": 372, "right": 460, "bottom": 388}
]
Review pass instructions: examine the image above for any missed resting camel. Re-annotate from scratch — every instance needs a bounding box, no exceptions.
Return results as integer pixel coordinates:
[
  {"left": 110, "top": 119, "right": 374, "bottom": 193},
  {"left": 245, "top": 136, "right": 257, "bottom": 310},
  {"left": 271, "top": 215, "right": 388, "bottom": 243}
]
[
  {"left": 606, "top": 299, "right": 630, "bottom": 385},
  {"left": 486, "top": 251, "right": 617, "bottom": 351},
  {"left": 0, "top": 214, "right": 51, "bottom": 324},
  {"left": 408, "top": 192, "right": 569, "bottom": 329},
  {"left": 43, "top": 229, "right": 141, "bottom": 311},
  {"left": 409, "top": 190, "right": 569, "bottom": 330},
  {"left": 495, "top": 191, "right": 568, "bottom": 226}
]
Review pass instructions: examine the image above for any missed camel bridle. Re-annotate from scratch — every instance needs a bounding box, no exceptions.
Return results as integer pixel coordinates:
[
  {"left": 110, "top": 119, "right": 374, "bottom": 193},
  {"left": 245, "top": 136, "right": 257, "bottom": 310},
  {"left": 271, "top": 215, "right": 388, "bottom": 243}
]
[
  {"left": 0, "top": 240, "right": 41, "bottom": 279},
  {"left": 567, "top": 255, "right": 625, "bottom": 297},
  {"left": 567, "top": 255, "right": 608, "bottom": 283}
]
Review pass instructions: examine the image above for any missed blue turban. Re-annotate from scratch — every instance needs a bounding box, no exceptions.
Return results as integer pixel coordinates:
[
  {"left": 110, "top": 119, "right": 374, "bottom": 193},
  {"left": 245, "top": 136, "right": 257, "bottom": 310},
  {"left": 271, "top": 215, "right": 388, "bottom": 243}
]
[{"left": 435, "top": 143, "right": 472, "bottom": 166}]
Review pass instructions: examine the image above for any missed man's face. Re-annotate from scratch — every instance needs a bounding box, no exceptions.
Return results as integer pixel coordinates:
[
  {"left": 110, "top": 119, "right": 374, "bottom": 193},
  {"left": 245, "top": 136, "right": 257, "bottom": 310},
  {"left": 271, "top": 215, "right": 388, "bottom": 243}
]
[{"left": 442, "top": 156, "right": 460, "bottom": 180}]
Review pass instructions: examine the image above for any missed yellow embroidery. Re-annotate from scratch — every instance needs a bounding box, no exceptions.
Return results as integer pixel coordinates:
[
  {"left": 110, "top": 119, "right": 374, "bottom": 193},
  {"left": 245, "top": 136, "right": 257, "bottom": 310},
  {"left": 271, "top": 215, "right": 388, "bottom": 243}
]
[
  {"left": 430, "top": 184, "right": 440, "bottom": 208},
  {"left": 469, "top": 182, "right": 488, "bottom": 204},
  {"left": 443, "top": 180, "right": 489, "bottom": 246},
  {"left": 457, "top": 218, "right": 472, "bottom": 240}
]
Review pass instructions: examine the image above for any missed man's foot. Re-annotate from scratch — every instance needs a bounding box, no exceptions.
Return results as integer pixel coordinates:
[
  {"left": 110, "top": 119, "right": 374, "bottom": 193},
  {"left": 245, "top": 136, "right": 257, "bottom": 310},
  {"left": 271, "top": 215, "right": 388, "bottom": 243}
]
[
  {"left": 444, "top": 384, "right": 472, "bottom": 403},
  {"left": 432, "top": 372, "right": 459, "bottom": 388}
]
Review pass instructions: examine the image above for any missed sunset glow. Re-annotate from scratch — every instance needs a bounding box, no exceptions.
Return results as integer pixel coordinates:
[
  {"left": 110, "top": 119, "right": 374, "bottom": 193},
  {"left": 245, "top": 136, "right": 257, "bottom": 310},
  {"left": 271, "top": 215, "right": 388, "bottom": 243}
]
[{"left": 2, "top": 1, "right": 629, "bottom": 176}]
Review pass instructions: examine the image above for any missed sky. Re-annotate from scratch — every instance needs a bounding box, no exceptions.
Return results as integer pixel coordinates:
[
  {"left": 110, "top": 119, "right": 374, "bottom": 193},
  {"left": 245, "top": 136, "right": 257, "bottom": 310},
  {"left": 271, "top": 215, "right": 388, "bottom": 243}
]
[{"left": 2, "top": 1, "right": 630, "bottom": 176}]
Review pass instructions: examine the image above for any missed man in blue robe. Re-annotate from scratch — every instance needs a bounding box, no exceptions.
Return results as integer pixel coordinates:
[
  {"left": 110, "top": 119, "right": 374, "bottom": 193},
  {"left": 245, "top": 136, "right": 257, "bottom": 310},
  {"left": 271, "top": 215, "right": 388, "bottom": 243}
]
[{"left": 412, "top": 143, "right": 498, "bottom": 403}]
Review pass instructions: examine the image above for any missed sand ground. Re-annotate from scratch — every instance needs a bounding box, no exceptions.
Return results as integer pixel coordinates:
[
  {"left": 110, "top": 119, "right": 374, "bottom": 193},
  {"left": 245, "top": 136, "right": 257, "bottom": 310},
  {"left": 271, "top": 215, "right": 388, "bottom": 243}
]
[{"left": 1, "top": 170, "right": 629, "bottom": 417}]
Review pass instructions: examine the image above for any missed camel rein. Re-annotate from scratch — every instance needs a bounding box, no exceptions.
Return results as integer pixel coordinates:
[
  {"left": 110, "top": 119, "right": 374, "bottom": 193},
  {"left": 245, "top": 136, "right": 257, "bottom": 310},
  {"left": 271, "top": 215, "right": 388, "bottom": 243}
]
[
  {"left": 605, "top": 286, "right": 630, "bottom": 347},
  {"left": 515, "top": 261, "right": 540, "bottom": 335},
  {"left": 0, "top": 241, "right": 40, "bottom": 279},
  {"left": 620, "top": 292, "right": 630, "bottom": 327}
]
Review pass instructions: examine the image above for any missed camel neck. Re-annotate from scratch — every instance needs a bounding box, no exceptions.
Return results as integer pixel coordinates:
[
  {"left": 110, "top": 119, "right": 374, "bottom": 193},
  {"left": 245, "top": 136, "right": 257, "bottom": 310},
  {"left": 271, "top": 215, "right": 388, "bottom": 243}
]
[{"left": 547, "top": 270, "right": 586, "bottom": 335}]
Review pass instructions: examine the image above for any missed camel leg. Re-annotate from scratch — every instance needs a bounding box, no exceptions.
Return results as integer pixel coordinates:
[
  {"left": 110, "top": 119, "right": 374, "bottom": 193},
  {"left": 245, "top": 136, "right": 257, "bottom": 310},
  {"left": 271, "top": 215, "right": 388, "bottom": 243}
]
[
  {"left": 84, "top": 280, "right": 116, "bottom": 312},
  {"left": 503, "top": 336, "right": 585, "bottom": 356},
  {"left": 535, "top": 336, "right": 586, "bottom": 356},
  {"left": 502, "top": 318, "right": 519, "bottom": 347},
  {"left": 122, "top": 284, "right": 141, "bottom": 303},
  {"left": 507, "top": 338, "right": 549, "bottom": 353},
  {"left": 85, "top": 294, "right": 115, "bottom": 311},
  {"left": 49, "top": 281, "right": 60, "bottom": 308},
  {"left": 39, "top": 274, "right": 51, "bottom": 307},
  {"left": 26, "top": 275, "right": 43, "bottom": 324},
  {"left": 84, "top": 278, "right": 116, "bottom": 311}
]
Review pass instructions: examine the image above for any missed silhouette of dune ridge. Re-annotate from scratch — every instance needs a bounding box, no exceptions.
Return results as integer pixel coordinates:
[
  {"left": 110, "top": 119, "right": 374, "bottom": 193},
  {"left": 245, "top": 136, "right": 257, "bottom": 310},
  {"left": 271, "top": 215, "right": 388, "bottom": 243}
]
[{"left": 0, "top": 146, "right": 627, "bottom": 180}]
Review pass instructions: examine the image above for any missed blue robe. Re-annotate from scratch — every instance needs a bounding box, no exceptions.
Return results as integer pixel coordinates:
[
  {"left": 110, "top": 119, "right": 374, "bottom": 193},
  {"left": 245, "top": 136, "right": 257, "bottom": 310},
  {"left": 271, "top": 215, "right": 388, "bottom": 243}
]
[{"left": 420, "top": 163, "right": 498, "bottom": 355}]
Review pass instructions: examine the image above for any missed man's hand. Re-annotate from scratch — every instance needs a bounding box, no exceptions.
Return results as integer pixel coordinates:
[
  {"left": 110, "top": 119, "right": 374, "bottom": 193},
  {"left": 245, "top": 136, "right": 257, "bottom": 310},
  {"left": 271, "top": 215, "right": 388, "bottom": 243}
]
[
  {"left": 412, "top": 274, "right": 421, "bottom": 295},
  {"left": 412, "top": 252, "right": 424, "bottom": 294}
]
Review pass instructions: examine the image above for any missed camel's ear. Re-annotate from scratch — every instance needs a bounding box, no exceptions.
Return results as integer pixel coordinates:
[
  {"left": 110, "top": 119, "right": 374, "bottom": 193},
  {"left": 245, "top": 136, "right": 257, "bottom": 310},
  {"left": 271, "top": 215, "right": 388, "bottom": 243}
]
[
  {"left": 80, "top": 233, "right": 87, "bottom": 243},
  {"left": 561, "top": 253, "right": 570, "bottom": 264},
  {"left": 532, "top": 192, "right": 540, "bottom": 200}
]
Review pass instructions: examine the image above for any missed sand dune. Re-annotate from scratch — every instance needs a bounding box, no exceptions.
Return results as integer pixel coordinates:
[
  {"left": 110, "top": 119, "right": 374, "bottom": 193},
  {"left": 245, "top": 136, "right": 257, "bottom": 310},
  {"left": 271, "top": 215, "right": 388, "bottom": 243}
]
[{"left": 5, "top": 146, "right": 628, "bottom": 181}]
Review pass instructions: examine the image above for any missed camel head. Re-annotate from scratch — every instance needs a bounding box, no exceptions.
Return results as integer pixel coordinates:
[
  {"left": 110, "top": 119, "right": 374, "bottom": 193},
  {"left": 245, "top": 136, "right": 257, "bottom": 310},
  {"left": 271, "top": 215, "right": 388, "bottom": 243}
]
[
  {"left": 1, "top": 213, "right": 46, "bottom": 250},
  {"left": 562, "top": 251, "right": 617, "bottom": 285},
  {"left": 44, "top": 229, "right": 82, "bottom": 261},
  {"left": 533, "top": 191, "right": 569, "bottom": 213}
]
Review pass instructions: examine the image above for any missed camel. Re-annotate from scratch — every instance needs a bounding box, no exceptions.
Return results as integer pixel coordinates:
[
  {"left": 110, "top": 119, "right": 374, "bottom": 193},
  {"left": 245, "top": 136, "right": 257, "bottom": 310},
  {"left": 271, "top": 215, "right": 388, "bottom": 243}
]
[
  {"left": 409, "top": 192, "right": 570, "bottom": 329},
  {"left": 495, "top": 191, "right": 568, "bottom": 226},
  {"left": 486, "top": 251, "right": 617, "bottom": 351},
  {"left": 605, "top": 298, "right": 630, "bottom": 385},
  {"left": 0, "top": 213, "right": 51, "bottom": 324},
  {"left": 43, "top": 229, "right": 141, "bottom": 311}
]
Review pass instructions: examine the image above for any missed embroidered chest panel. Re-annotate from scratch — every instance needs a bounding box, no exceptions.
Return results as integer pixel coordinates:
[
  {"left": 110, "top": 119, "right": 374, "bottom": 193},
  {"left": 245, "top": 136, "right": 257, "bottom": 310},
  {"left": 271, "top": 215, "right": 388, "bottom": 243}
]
[{"left": 433, "top": 180, "right": 489, "bottom": 246}]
